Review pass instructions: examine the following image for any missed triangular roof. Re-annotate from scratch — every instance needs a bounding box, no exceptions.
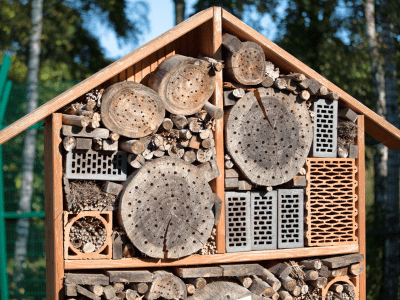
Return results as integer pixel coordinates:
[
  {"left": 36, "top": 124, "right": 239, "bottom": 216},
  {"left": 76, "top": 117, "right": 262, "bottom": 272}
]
[{"left": 1, "top": 7, "right": 399, "bottom": 149}]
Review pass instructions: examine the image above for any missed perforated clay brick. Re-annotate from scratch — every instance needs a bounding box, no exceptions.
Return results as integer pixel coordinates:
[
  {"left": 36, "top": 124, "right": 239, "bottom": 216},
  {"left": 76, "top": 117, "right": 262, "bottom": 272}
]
[
  {"left": 251, "top": 191, "right": 277, "bottom": 250},
  {"left": 278, "top": 189, "right": 304, "bottom": 249},
  {"left": 313, "top": 99, "right": 338, "bottom": 157},
  {"left": 225, "top": 191, "right": 251, "bottom": 252},
  {"left": 66, "top": 149, "right": 127, "bottom": 181},
  {"left": 305, "top": 158, "right": 358, "bottom": 246}
]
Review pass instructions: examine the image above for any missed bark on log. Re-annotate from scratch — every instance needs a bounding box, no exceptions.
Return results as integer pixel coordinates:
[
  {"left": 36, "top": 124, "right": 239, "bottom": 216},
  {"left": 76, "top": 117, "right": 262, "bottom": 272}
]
[
  {"left": 299, "top": 259, "right": 322, "bottom": 270},
  {"left": 304, "top": 270, "right": 318, "bottom": 281},
  {"left": 278, "top": 290, "right": 293, "bottom": 300},
  {"left": 330, "top": 284, "right": 343, "bottom": 293},
  {"left": 237, "top": 276, "right": 253, "bottom": 289},
  {"left": 203, "top": 101, "right": 223, "bottom": 119},
  {"left": 128, "top": 154, "right": 145, "bottom": 169},
  {"left": 329, "top": 267, "right": 348, "bottom": 278},
  {"left": 171, "top": 114, "right": 188, "bottom": 129},
  {"left": 119, "top": 140, "right": 146, "bottom": 155},
  {"left": 280, "top": 276, "right": 296, "bottom": 291},
  {"left": 160, "top": 118, "right": 174, "bottom": 131},
  {"left": 113, "top": 283, "right": 124, "bottom": 293},
  {"left": 290, "top": 286, "right": 301, "bottom": 297},
  {"left": 62, "top": 114, "right": 90, "bottom": 128},
  {"left": 261, "top": 76, "right": 274, "bottom": 88},
  {"left": 249, "top": 277, "right": 275, "bottom": 297},
  {"left": 118, "top": 157, "right": 214, "bottom": 259},
  {"left": 225, "top": 87, "right": 312, "bottom": 186},
  {"left": 261, "top": 268, "right": 281, "bottom": 291},
  {"left": 222, "top": 33, "right": 266, "bottom": 85},
  {"left": 148, "top": 55, "right": 216, "bottom": 116},
  {"left": 307, "top": 277, "right": 328, "bottom": 288},
  {"left": 269, "top": 263, "right": 293, "bottom": 279},
  {"left": 128, "top": 283, "right": 149, "bottom": 294},
  {"left": 282, "top": 73, "right": 306, "bottom": 82},
  {"left": 145, "top": 271, "right": 186, "bottom": 300},
  {"left": 101, "top": 81, "right": 165, "bottom": 138}
]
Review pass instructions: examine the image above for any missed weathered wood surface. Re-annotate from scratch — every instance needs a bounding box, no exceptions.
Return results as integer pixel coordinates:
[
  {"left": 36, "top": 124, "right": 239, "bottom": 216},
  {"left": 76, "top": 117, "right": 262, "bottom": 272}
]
[
  {"left": 62, "top": 125, "right": 110, "bottom": 139},
  {"left": 101, "top": 81, "right": 165, "bottom": 138},
  {"left": 222, "top": 33, "right": 266, "bottom": 85},
  {"left": 118, "top": 157, "right": 215, "bottom": 259},
  {"left": 75, "top": 137, "right": 92, "bottom": 150},
  {"left": 145, "top": 271, "right": 186, "bottom": 300},
  {"left": 189, "top": 281, "right": 264, "bottom": 300},
  {"left": 249, "top": 277, "right": 274, "bottom": 297},
  {"left": 105, "top": 270, "right": 153, "bottom": 283},
  {"left": 260, "top": 268, "right": 281, "bottom": 291},
  {"left": 269, "top": 263, "right": 292, "bottom": 279},
  {"left": 173, "top": 266, "right": 223, "bottom": 278},
  {"left": 225, "top": 87, "right": 312, "bottom": 186},
  {"left": 65, "top": 273, "right": 109, "bottom": 285},
  {"left": 321, "top": 253, "right": 364, "bottom": 269},
  {"left": 220, "top": 264, "right": 264, "bottom": 276},
  {"left": 63, "top": 136, "right": 76, "bottom": 151},
  {"left": 149, "top": 55, "right": 216, "bottom": 116},
  {"left": 76, "top": 285, "right": 101, "bottom": 300},
  {"left": 349, "top": 263, "right": 365, "bottom": 275},
  {"left": 62, "top": 114, "right": 90, "bottom": 128}
]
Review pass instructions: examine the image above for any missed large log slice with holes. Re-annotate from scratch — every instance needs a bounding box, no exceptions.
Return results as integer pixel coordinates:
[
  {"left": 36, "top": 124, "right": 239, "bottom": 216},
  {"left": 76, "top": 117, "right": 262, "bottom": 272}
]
[
  {"left": 118, "top": 157, "right": 215, "bottom": 259},
  {"left": 222, "top": 33, "right": 266, "bottom": 86},
  {"left": 225, "top": 87, "right": 313, "bottom": 186},
  {"left": 101, "top": 81, "right": 165, "bottom": 138},
  {"left": 148, "top": 55, "right": 216, "bottom": 115}
]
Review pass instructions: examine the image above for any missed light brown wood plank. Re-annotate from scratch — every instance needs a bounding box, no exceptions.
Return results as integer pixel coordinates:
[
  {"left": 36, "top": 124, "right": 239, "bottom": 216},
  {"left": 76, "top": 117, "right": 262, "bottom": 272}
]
[
  {"left": 356, "top": 115, "right": 366, "bottom": 300},
  {"left": 119, "top": 69, "right": 127, "bottom": 81},
  {"left": 126, "top": 65, "right": 134, "bottom": 81},
  {"left": 44, "top": 113, "right": 64, "bottom": 300},
  {"left": 187, "top": 29, "right": 196, "bottom": 58},
  {"left": 157, "top": 47, "right": 166, "bottom": 66},
  {"left": 211, "top": 7, "right": 225, "bottom": 254},
  {"left": 141, "top": 55, "right": 151, "bottom": 85},
  {"left": 165, "top": 42, "right": 175, "bottom": 58},
  {"left": 0, "top": 8, "right": 213, "bottom": 145},
  {"left": 221, "top": 9, "right": 400, "bottom": 150},
  {"left": 65, "top": 244, "right": 359, "bottom": 270},
  {"left": 134, "top": 61, "right": 142, "bottom": 83}
]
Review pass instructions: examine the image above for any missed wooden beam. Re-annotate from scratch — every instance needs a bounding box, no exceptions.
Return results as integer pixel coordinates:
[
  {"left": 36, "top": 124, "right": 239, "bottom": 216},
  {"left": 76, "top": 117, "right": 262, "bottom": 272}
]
[
  {"left": 44, "top": 113, "right": 64, "bottom": 300},
  {"left": 211, "top": 6, "right": 225, "bottom": 254},
  {"left": 65, "top": 244, "right": 359, "bottom": 270},
  {"left": 356, "top": 115, "right": 366, "bottom": 300},
  {"left": 0, "top": 8, "right": 214, "bottom": 145},
  {"left": 221, "top": 9, "right": 400, "bottom": 150}
]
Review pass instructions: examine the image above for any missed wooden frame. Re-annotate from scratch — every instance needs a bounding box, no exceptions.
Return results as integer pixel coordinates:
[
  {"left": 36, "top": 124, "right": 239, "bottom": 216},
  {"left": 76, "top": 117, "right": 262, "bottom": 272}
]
[{"left": 42, "top": 9, "right": 368, "bottom": 300}]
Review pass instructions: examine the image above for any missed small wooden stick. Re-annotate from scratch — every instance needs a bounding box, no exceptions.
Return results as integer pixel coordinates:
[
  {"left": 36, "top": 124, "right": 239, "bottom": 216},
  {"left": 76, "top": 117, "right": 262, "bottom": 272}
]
[
  {"left": 119, "top": 140, "right": 146, "bottom": 155},
  {"left": 273, "top": 78, "right": 287, "bottom": 89},
  {"left": 62, "top": 114, "right": 90, "bottom": 128},
  {"left": 203, "top": 101, "right": 223, "bottom": 119},
  {"left": 299, "top": 90, "right": 310, "bottom": 101},
  {"left": 282, "top": 73, "right": 306, "bottom": 81},
  {"left": 109, "top": 132, "right": 120, "bottom": 142},
  {"left": 329, "top": 283, "right": 343, "bottom": 293}
]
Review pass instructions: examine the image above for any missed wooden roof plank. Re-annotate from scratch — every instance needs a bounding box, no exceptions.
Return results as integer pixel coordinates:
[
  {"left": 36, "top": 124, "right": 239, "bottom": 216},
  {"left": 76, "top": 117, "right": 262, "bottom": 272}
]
[
  {"left": 221, "top": 9, "right": 400, "bottom": 150},
  {"left": 0, "top": 7, "right": 213, "bottom": 145}
]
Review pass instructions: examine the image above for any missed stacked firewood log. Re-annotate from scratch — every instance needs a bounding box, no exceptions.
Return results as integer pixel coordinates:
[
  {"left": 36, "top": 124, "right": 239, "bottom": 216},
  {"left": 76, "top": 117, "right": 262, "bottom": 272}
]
[{"left": 64, "top": 254, "right": 363, "bottom": 300}]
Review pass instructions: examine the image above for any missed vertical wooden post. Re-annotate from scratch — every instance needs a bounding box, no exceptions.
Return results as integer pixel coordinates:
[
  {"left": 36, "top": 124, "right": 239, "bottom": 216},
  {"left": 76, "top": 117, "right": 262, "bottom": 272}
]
[
  {"left": 211, "top": 7, "right": 225, "bottom": 254},
  {"left": 44, "top": 113, "right": 64, "bottom": 300},
  {"left": 356, "top": 115, "right": 366, "bottom": 300}
]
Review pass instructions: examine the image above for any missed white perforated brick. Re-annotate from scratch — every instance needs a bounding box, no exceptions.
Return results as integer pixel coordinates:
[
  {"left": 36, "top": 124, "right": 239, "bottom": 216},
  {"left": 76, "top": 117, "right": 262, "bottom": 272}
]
[
  {"left": 313, "top": 99, "right": 338, "bottom": 157},
  {"left": 251, "top": 191, "right": 277, "bottom": 250},
  {"left": 278, "top": 189, "right": 304, "bottom": 249},
  {"left": 225, "top": 191, "right": 251, "bottom": 252},
  {"left": 66, "top": 149, "right": 127, "bottom": 181}
]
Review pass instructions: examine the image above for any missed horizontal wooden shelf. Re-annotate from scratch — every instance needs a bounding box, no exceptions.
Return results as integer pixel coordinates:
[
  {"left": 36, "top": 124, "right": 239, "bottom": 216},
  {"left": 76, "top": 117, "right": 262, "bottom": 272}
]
[{"left": 64, "top": 244, "right": 359, "bottom": 270}]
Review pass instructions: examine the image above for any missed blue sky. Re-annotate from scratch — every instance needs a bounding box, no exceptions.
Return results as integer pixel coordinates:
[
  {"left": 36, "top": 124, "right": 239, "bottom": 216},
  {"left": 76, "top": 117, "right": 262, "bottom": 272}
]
[{"left": 95, "top": 0, "right": 280, "bottom": 60}]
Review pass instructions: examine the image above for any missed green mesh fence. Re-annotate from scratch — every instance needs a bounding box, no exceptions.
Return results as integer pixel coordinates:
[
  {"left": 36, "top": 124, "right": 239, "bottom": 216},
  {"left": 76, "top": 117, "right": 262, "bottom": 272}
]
[{"left": 2, "top": 81, "right": 78, "bottom": 300}]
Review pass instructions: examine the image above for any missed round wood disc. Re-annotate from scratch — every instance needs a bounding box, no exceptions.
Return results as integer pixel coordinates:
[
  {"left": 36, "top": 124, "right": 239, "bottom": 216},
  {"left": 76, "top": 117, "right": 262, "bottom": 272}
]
[
  {"left": 148, "top": 55, "right": 215, "bottom": 115},
  {"left": 225, "top": 42, "right": 266, "bottom": 85},
  {"left": 101, "top": 81, "right": 165, "bottom": 138},
  {"left": 118, "top": 157, "right": 214, "bottom": 259},
  {"left": 225, "top": 87, "right": 313, "bottom": 186}
]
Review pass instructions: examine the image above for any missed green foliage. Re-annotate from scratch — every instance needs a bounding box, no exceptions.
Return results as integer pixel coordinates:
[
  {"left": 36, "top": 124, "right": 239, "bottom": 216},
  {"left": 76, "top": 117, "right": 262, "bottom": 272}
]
[{"left": 0, "top": 0, "right": 149, "bottom": 82}]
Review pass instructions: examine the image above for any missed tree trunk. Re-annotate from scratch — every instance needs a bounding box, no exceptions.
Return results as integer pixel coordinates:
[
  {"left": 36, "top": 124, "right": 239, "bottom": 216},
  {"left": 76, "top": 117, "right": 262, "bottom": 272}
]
[
  {"left": 365, "top": 0, "right": 400, "bottom": 297},
  {"left": 379, "top": 1, "right": 400, "bottom": 297},
  {"left": 13, "top": 0, "right": 43, "bottom": 284},
  {"left": 173, "top": 0, "right": 185, "bottom": 25}
]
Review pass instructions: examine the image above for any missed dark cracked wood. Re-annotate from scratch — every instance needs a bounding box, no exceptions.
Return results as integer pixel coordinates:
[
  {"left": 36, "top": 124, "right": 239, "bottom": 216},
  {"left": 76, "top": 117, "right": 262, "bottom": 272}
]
[
  {"left": 118, "top": 157, "right": 214, "bottom": 259},
  {"left": 148, "top": 55, "right": 216, "bottom": 116},
  {"left": 101, "top": 81, "right": 165, "bottom": 138},
  {"left": 225, "top": 87, "right": 312, "bottom": 186}
]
